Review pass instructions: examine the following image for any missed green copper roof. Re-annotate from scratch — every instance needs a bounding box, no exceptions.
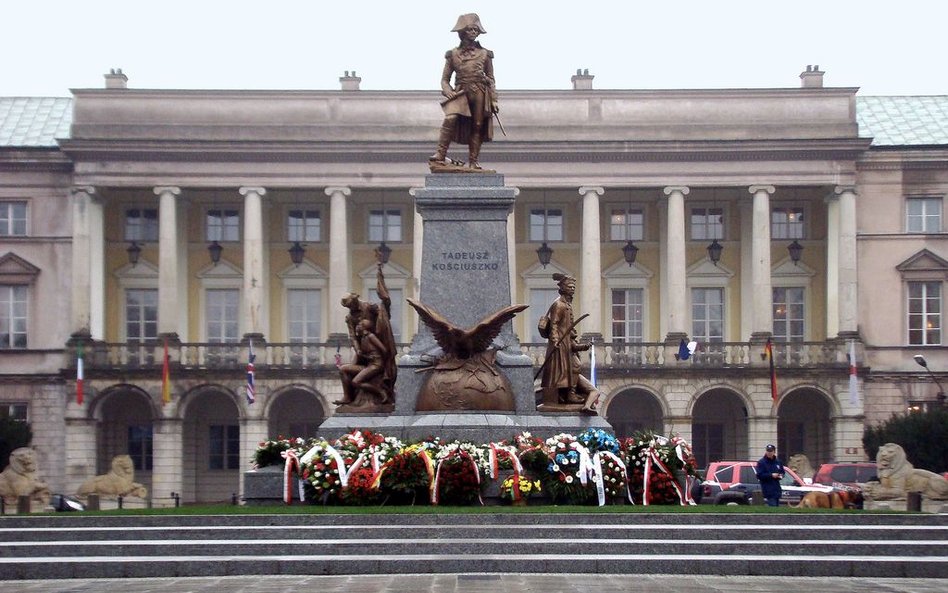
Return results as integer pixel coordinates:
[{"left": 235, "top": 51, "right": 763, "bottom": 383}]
[
  {"left": 0, "top": 97, "right": 72, "bottom": 147},
  {"left": 857, "top": 96, "right": 948, "bottom": 146}
]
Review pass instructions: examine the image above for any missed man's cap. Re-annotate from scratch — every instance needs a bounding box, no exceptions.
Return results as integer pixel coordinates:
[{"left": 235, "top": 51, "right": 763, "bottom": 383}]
[{"left": 765, "top": 444, "right": 776, "bottom": 452}]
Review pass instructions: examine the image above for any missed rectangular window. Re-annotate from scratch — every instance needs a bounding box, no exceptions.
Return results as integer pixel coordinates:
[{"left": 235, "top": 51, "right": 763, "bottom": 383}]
[
  {"left": 125, "top": 288, "right": 158, "bottom": 341},
  {"left": 529, "top": 288, "right": 560, "bottom": 342},
  {"left": 287, "top": 209, "right": 321, "bottom": 242},
  {"left": 287, "top": 289, "right": 321, "bottom": 342},
  {"left": 0, "top": 202, "right": 27, "bottom": 236},
  {"left": 208, "top": 424, "right": 240, "bottom": 470},
  {"left": 906, "top": 197, "right": 942, "bottom": 233},
  {"left": 529, "top": 208, "right": 563, "bottom": 242},
  {"left": 368, "top": 209, "right": 402, "bottom": 243},
  {"left": 206, "top": 209, "right": 240, "bottom": 242},
  {"left": 773, "top": 287, "right": 805, "bottom": 342},
  {"left": 692, "top": 287, "right": 724, "bottom": 343},
  {"left": 368, "top": 288, "right": 403, "bottom": 343},
  {"left": 0, "top": 402, "right": 28, "bottom": 422},
  {"left": 611, "top": 288, "right": 644, "bottom": 342},
  {"left": 0, "top": 285, "right": 28, "bottom": 348},
  {"left": 772, "top": 207, "right": 805, "bottom": 240},
  {"left": 206, "top": 289, "right": 239, "bottom": 343},
  {"left": 908, "top": 281, "right": 941, "bottom": 345},
  {"left": 125, "top": 208, "right": 159, "bottom": 242},
  {"left": 127, "top": 425, "right": 153, "bottom": 471},
  {"left": 610, "top": 208, "right": 644, "bottom": 241},
  {"left": 690, "top": 207, "right": 724, "bottom": 241}
]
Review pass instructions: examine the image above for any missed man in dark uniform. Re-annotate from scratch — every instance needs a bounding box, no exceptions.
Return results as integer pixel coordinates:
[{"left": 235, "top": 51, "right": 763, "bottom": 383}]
[
  {"left": 756, "top": 443, "right": 785, "bottom": 506},
  {"left": 429, "top": 13, "right": 499, "bottom": 169}
]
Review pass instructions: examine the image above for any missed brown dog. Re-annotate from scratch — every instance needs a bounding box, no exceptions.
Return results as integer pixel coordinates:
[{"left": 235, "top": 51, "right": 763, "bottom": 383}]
[{"left": 794, "top": 491, "right": 849, "bottom": 509}]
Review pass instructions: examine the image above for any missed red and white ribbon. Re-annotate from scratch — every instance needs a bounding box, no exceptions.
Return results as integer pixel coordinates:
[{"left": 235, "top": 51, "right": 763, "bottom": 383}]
[
  {"left": 489, "top": 443, "right": 524, "bottom": 500},
  {"left": 432, "top": 451, "right": 482, "bottom": 506},
  {"left": 324, "top": 445, "right": 366, "bottom": 489},
  {"left": 591, "top": 451, "right": 633, "bottom": 506},
  {"left": 642, "top": 442, "right": 691, "bottom": 506},
  {"left": 280, "top": 449, "right": 300, "bottom": 505}
]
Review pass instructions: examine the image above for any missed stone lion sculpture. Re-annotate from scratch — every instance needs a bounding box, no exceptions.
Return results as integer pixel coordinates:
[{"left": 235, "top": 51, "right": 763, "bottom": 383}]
[
  {"left": 862, "top": 443, "right": 948, "bottom": 501},
  {"left": 78, "top": 455, "right": 148, "bottom": 499},
  {"left": 0, "top": 447, "right": 51, "bottom": 505},
  {"left": 787, "top": 454, "right": 816, "bottom": 480}
]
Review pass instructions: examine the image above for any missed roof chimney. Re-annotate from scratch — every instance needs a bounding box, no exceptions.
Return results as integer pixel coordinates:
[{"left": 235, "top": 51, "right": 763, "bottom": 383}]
[
  {"left": 799, "top": 65, "right": 824, "bottom": 88},
  {"left": 339, "top": 70, "right": 361, "bottom": 91},
  {"left": 571, "top": 68, "right": 594, "bottom": 90},
  {"left": 104, "top": 68, "right": 128, "bottom": 89}
]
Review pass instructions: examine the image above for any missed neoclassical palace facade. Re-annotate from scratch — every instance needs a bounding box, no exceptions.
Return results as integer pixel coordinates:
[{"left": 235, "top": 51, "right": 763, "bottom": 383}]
[{"left": 1, "top": 67, "right": 946, "bottom": 503}]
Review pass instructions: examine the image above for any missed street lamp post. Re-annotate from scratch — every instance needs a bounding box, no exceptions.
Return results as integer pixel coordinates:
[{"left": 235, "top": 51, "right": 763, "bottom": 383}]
[{"left": 913, "top": 354, "right": 947, "bottom": 407}]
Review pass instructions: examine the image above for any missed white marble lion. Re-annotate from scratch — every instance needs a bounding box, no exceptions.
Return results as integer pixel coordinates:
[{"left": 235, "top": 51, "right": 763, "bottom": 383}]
[
  {"left": 0, "top": 447, "right": 51, "bottom": 505},
  {"left": 862, "top": 443, "right": 948, "bottom": 501},
  {"left": 787, "top": 453, "right": 816, "bottom": 480},
  {"left": 77, "top": 455, "right": 148, "bottom": 499}
]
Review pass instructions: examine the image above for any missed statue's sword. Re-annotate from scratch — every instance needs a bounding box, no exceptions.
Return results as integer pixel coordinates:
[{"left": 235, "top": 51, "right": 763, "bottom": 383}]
[{"left": 533, "top": 312, "right": 589, "bottom": 381}]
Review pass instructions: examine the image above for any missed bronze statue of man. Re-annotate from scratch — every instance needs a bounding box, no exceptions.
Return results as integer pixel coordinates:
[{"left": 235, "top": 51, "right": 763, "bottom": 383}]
[
  {"left": 539, "top": 273, "right": 599, "bottom": 414},
  {"left": 335, "top": 258, "right": 397, "bottom": 410},
  {"left": 429, "top": 13, "right": 499, "bottom": 170}
]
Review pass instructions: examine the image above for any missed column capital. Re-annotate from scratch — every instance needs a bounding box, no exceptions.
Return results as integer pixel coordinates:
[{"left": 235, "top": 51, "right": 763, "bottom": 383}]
[
  {"left": 153, "top": 186, "right": 181, "bottom": 197},
  {"left": 578, "top": 186, "right": 604, "bottom": 197},
  {"left": 748, "top": 185, "right": 775, "bottom": 196},
  {"left": 70, "top": 186, "right": 96, "bottom": 197},
  {"left": 239, "top": 186, "right": 267, "bottom": 198},
  {"left": 663, "top": 186, "right": 690, "bottom": 197},
  {"left": 325, "top": 186, "right": 352, "bottom": 198},
  {"left": 834, "top": 185, "right": 858, "bottom": 197}
]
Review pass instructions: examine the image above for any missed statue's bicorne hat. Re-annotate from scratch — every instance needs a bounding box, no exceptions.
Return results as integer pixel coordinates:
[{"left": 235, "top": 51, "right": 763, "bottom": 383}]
[{"left": 451, "top": 13, "right": 486, "bottom": 34}]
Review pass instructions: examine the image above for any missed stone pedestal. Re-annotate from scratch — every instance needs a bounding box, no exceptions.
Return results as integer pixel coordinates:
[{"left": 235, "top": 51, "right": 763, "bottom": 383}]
[{"left": 319, "top": 174, "right": 609, "bottom": 442}]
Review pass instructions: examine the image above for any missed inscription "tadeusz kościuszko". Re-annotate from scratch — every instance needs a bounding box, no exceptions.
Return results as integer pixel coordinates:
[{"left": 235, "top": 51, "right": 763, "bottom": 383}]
[{"left": 432, "top": 251, "right": 500, "bottom": 271}]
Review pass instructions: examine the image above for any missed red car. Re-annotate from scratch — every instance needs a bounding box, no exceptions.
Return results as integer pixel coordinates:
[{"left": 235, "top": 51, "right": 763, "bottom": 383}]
[{"left": 812, "top": 462, "right": 877, "bottom": 488}]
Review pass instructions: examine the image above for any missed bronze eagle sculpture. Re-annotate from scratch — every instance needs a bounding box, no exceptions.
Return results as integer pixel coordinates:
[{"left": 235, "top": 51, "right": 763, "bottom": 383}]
[{"left": 406, "top": 298, "right": 528, "bottom": 360}]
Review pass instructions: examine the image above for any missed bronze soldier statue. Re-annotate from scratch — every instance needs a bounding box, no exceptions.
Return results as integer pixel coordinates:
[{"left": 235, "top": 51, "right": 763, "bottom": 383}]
[
  {"left": 429, "top": 13, "right": 499, "bottom": 171},
  {"left": 538, "top": 273, "right": 599, "bottom": 414}
]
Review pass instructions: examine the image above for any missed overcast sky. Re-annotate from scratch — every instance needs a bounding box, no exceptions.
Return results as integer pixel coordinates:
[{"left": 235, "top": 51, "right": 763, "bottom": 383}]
[{"left": 3, "top": 1, "right": 946, "bottom": 96}]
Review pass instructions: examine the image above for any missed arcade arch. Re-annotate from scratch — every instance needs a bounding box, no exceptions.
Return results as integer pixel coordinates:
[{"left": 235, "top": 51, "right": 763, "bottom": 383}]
[
  {"left": 181, "top": 386, "right": 241, "bottom": 503},
  {"left": 92, "top": 385, "right": 156, "bottom": 494},
  {"left": 266, "top": 386, "right": 328, "bottom": 438},
  {"left": 777, "top": 386, "right": 834, "bottom": 466},
  {"left": 603, "top": 387, "right": 664, "bottom": 438},
  {"left": 690, "top": 387, "right": 749, "bottom": 468}
]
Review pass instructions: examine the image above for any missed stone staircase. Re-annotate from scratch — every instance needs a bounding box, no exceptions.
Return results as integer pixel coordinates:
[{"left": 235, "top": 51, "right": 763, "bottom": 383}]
[{"left": 0, "top": 512, "right": 946, "bottom": 580}]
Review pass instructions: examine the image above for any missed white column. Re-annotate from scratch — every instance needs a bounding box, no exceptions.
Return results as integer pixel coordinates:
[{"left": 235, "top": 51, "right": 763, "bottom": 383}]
[
  {"left": 72, "top": 187, "right": 105, "bottom": 340},
  {"left": 663, "top": 186, "right": 689, "bottom": 339},
  {"left": 579, "top": 186, "right": 604, "bottom": 336},
  {"left": 151, "top": 418, "right": 183, "bottom": 508},
  {"left": 326, "top": 186, "right": 352, "bottom": 337},
  {"left": 836, "top": 186, "right": 859, "bottom": 337},
  {"left": 240, "top": 187, "right": 268, "bottom": 338},
  {"left": 412, "top": 205, "right": 424, "bottom": 335},
  {"left": 825, "top": 193, "right": 841, "bottom": 337},
  {"left": 70, "top": 187, "right": 94, "bottom": 336},
  {"left": 750, "top": 185, "right": 775, "bottom": 339},
  {"left": 156, "top": 187, "right": 183, "bottom": 338},
  {"left": 739, "top": 200, "right": 753, "bottom": 340},
  {"left": 507, "top": 210, "right": 516, "bottom": 306}
]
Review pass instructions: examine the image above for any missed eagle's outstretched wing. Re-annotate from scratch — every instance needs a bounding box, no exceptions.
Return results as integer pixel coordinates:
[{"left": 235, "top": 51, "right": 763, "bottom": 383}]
[
  {"left": 466, "top": 304, "right": 529, "bottom": 353},
  {"left": 406, "top": 298, "right": 456, "bottom": 354}
]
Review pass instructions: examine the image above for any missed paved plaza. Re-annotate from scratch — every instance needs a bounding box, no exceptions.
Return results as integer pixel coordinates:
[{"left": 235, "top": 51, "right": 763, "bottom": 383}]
[{"left": 3, "top": 575, "right": 947, "bottom": 593}]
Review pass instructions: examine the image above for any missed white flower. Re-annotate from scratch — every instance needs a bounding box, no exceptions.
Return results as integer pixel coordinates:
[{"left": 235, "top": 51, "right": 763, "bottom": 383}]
[
  {"left": 635, "top": 461, "right": 641, "bottom": 466},
  {"left": 557, "top": 442, "right": 566, "bottom": 449},
  {"left": 552, "top": 464, "right": 560, "bottom": 472},
  {"left": 565, "top": 476, "right": 574, "bottom": 484}
]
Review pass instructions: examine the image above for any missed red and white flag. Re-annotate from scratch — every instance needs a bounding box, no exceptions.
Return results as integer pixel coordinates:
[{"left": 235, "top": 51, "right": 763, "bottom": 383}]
[{"left": 76, "top": 343, "right": 84, "bottom": 405}]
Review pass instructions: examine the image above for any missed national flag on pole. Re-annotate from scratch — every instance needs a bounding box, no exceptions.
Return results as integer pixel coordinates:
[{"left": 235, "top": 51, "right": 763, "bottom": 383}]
[
  {"left": 161, "top": 339, "right": 171, "bottom": 406},
  {"left": 76, "top": 343, "right": 84, "bottom": 405},
  {"left": 589, "top": 343, "right": 597, "bottom": 388},
  {"left": 678, "top": 339, "right": 691, "bottom": 361},
  {"left": 765, "top": 337, "right": 778, "bottom": 403},
  {"left": 246, "top": 340, "right": 256, "bottom": 405},
  {"left": 848, "top": 340, "right": 859, "bottom": 405}
]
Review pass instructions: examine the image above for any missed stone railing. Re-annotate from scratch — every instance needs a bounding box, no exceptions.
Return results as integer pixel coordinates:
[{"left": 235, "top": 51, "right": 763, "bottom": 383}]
[{"left": 80, "top": 339, "right": 850, "bottom": 372}]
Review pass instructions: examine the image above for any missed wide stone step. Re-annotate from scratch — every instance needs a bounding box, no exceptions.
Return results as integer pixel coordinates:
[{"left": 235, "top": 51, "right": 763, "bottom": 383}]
[
  {"left": 1, "top": 513, "right": 945, "bottom": 579},
  {"left": 2, "top": 523, "right": 945, "bottom": 542},
  {"left": 0, "top": 553, "right": 944, "bottom": 579}
]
